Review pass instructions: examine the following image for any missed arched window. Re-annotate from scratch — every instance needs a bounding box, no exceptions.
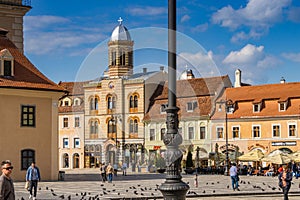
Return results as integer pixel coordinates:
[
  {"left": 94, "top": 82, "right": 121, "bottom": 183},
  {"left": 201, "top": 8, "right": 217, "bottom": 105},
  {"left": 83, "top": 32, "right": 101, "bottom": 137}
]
[
  {"left": 21, "top": 149, "right": 35, "bottom": 170},
  {"left": 129, "top": 118, "right": 138, "bottom": 138},
  {"left": 107, "top": 118, "right": 116, "bottom": 139},
  {"left": 63, "top": 153, "right": 69, "bottom": 168},
  {"left": 90, "top": 120, "right": 99, "bottom": 134},
  {"left": 129, "top": 94, "right": 138, "bottom": 112},
  {"left": 107, "top": 95, "right": 116, "bottom": 110},
  {"left": 90, "top": 97, "right": 98, "bottom": 110}
]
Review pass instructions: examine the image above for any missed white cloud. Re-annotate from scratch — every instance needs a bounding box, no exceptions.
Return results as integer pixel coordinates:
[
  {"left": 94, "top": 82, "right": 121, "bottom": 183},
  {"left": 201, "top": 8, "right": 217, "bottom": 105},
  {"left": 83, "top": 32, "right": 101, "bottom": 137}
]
[
  {"left": 24, "top": 15, "right": 70, "bottom": 31},
  {"left": 223, "top": 44, "right": 280, "bottom": 83},
  {"left": 126, "top": 6, "right": 167, "bottom": 16},
  {"left": 180, "top": 14, "right": 191, "bottom": 23},
  {"left": 191, "top": 23, "right": 208, "bottom": 33},
  {"left": 211, "top": 0, "right": 292, "bottom": 41},
  {"left": 282, "top": 53, "right": 300, "bottom": 62},
  {"left": 223, "top": 44, "right": 264, "bottom": 65},
  {"left": 177, "top": 51, "right": 221, "bottom": 77}
]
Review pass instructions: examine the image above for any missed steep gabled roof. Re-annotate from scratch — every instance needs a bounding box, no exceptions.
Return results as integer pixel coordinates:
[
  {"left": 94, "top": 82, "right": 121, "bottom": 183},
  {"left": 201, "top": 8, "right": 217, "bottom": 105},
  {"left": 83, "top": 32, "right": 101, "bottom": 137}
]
[
  {"left": 144, "top": 75, "right": 231, "bottom": 122},
  {"left": 0, "top": 30, "right": 65, "bottom": 92}
]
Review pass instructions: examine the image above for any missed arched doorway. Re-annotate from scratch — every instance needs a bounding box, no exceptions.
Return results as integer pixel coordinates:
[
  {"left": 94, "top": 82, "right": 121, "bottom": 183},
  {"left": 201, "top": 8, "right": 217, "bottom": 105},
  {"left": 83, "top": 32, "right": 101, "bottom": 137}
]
[
  {"left": 107, "top": 144, "right": 116, "bottom": 165},
  {"left": 73, "top": 153, "right": 80, "bottom": 168},
  {"left": 62, "top": 153, "right": 69, "bottom": 168}
]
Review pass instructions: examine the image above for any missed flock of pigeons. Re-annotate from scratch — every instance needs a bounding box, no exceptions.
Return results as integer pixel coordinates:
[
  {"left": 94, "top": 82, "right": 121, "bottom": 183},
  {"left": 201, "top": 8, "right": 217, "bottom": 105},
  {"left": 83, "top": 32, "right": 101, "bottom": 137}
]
[{"left": 17, "top": 178, "right": 283, "bottom": 200}]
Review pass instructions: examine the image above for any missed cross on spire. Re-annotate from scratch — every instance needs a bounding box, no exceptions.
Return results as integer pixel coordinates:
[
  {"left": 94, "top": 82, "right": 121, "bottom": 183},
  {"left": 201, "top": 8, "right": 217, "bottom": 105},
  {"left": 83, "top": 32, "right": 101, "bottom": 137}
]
[{"left": 118, "top": 17, "right": 123, "bottom": 24}]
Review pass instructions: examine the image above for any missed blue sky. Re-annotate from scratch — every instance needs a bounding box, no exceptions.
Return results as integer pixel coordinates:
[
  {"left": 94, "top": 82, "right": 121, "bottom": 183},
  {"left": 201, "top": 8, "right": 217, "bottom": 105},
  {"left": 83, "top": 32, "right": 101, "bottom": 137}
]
[{"left": 24, "top": 0, "right": 300, "bottom": 85}]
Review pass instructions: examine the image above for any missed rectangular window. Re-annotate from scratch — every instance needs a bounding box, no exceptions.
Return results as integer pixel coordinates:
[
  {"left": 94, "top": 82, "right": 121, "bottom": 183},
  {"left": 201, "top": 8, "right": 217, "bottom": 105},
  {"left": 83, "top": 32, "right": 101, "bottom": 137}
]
[
  {"left": 217, "top": 127, "right": 224, "bottom": 139},
  {"left": 21, "top": 105, "right": 35, "bottom": 127},
  {"left": 253, "top": 104, "right": 260, "bottom": 112},
  {"left": 200, "top": 126, "right": 206, "bottom": 139},
  {"left": 63, "top": 117, "right": 69, "bottom": 128},
  {"left": 279, "top": 102, "right": 286, "bottom": 111},
  {"left": 272, "top": 125, "right": 280, "bottom": 137},
  {"left": 161, "top": 128, "right": 166, "bottom": 140},
  {"left": 75, "top": 117, "right": 80, "bottom": 127},
  {"left": 232, "top": 126, "right": 239, "bottom": 138},
  {"left": 63, "top": 138, "right": 69, "bottom": 148},
  {"left": 188, "top": 127, "right": 194, "bottom": 139},
  {"left": 4, "top": 60, "right": 12, "bottom": 76},
  {"left": 187, "top": 101, "right": 197, "bottom": 112},
  {"left": 21, "top": 149, "right": 35, "bottom": 170},
  {"left": 74, "top": 138, "right": 80, "bottom": 148},
  {"left": 289, "top": 124, "right": 296, "bottom": 137},
  {"left": 253, "top": 125, "right": 260, "bottom": 138},
  {"left": 150, "top": 129, "right": 155, "bottom": 141}
]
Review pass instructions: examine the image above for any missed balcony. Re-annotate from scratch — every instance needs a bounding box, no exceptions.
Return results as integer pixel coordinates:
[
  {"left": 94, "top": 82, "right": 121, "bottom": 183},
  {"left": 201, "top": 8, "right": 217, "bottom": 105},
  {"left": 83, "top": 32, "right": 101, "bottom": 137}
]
[{"left": 0, "top": 0, "right": 31, "bottom": 7}]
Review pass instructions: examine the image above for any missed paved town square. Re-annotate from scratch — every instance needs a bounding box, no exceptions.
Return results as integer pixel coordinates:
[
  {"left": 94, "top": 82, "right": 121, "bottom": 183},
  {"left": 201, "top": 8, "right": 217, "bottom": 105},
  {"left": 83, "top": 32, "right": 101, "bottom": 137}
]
[{"left": 13, "top": 169, "right": 300, "bottom": 200}]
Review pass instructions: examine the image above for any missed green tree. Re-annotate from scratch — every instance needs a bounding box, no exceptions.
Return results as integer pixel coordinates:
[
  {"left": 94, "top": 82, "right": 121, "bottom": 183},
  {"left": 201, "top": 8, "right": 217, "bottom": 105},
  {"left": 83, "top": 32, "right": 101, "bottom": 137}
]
[
  {"left": 155, "top": 154, "right": 166, "bottom": 169},
  {"left": 186, "top": 151, "right": 193, "bottom": 168}
]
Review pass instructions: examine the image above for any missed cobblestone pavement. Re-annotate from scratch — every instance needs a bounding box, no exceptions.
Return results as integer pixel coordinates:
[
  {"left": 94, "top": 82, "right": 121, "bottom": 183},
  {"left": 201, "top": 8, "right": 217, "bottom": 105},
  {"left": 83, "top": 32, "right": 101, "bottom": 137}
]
[{"left": 14, "top": 169, "right": 300, "bottom": 199}]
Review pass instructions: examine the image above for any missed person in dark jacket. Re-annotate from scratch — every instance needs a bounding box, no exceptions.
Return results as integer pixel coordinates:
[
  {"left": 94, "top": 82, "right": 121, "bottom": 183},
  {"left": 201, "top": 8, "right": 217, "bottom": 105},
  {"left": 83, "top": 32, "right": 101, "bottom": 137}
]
[
  {"left": 26, "top": 162, "right": 41, "bottom": 200},
  {"left": 0, "top": 160, "right": 15, "bottom": 200},
  {"left": 278, "top": 165, "right": 293, "bottom": 200}
]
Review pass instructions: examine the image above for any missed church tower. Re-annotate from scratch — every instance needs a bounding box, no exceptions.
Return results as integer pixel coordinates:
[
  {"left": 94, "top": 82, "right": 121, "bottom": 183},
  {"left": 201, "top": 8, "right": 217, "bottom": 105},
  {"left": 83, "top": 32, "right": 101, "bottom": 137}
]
[
  {"left": 108, "top": 18, "right": 134, "bottom": 78},
  {"left": 0, "top": 0, "right": 31, "bottom": 53}
]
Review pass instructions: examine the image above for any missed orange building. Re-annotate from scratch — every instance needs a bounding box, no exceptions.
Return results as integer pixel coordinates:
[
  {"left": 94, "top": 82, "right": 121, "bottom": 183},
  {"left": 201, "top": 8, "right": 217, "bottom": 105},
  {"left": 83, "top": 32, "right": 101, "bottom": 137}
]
[{"left": 211, "top": 72, "right": 300, "bottom": 161}]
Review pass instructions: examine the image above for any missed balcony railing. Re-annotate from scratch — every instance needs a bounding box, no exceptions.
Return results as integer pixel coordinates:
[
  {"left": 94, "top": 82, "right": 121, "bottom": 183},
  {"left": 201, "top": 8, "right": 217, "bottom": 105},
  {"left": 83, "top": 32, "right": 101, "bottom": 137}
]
[{"left": 0, "top": 0, "right": 31, "bottom": 7}]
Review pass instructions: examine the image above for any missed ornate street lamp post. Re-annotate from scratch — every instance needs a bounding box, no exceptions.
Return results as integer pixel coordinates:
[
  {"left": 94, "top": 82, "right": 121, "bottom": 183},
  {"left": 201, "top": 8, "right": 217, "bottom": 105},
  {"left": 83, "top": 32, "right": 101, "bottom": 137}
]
[
  {"left": 159, "top": 0, "right": 189, "bottom": 199},
  {"left": 220, "top": 99, "right": 233, "bottom": 176},
  {"left": 196, "top": 146, "right": 200, "bottom": 174}
]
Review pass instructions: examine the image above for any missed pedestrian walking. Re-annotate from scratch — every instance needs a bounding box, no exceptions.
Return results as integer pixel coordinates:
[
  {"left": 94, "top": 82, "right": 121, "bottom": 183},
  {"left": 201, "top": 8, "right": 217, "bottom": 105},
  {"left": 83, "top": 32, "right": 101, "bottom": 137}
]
[
  {"left": 229, "top": 163, "right": 239, "bottom": 191},
  {"left": 194, "top": 174, "right": 198, "bottom": 187},
  {"left": 122, "top": 161, "right": 127, "bottom": 176},
  {"left": 279, "top": 165, "right": 293, "bottom": 200},
  {"left": 100, "top": 163, "right": 107, "bottom": 183},
  {"left": 106, "top": 163, "right": 114, "bottom": 183},
  {"left": 0, "top": 160, "right": 15, "bottom": 200},
  {"left": 26, "top": 162, "right": 41, "bottom": 200}
]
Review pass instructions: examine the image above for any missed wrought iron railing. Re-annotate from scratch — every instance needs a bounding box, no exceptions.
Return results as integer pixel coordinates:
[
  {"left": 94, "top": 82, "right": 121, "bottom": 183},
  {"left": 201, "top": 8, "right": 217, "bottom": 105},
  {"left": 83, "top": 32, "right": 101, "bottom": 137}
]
[{"left": 0, "top": 0, "right": 31, "bottom": 7}]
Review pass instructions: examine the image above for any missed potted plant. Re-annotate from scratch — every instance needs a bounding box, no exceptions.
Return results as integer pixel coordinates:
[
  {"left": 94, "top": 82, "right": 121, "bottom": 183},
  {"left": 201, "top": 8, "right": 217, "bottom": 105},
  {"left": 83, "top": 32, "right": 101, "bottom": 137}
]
[{"left": 184, "top": 150, "right": 195, "bottom": 174}]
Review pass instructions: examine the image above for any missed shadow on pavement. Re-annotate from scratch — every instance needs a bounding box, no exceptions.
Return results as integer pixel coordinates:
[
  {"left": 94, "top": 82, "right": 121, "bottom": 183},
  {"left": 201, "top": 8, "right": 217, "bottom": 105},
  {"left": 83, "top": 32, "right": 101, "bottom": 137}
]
[{"left": 64, "top": 172, "right": 166, "bottom": 182}]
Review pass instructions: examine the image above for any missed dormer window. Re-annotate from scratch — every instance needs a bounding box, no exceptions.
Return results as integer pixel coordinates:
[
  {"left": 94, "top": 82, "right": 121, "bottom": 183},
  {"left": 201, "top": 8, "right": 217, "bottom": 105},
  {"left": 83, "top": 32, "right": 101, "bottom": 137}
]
[
  {"left": 0, "top": 49, "right": 14, "bottom": 77},
  {"left": 253, "top": 103, "right": 261, "bottom": 113},
  {"left": 279, "top": 101, "right": 287, "bottom": 111},
  {"left": 187, "top": 101, "right": 197, "bottom": 112}
]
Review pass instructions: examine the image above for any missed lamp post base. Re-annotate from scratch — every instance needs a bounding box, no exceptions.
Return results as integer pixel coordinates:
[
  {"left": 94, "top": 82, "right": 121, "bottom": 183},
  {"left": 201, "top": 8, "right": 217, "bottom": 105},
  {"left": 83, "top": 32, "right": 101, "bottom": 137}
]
[{"left": 159, "top": 181, "right": 189, "bottom": 200}]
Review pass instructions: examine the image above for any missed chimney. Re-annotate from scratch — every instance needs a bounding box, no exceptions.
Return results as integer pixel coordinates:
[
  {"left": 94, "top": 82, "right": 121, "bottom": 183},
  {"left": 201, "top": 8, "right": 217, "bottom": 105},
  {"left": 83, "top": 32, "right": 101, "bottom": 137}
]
[
  {"left": 280, "top": 77, "right": 286, "bottom": 84},
  {"left": 143, "top": 68, "right": 147, "bottom": 74},
  {"left": 234, "top": 69, "right": 241, "bottom": 88}
]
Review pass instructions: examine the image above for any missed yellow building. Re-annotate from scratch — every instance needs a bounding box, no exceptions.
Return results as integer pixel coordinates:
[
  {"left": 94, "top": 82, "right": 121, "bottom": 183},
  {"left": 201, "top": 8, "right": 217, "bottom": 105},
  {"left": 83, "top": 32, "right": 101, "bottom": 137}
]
[
  {"left": 212, "top": 70, "right": 300, "bottom": 163},
  {"left": 58, "top": 82, "right": 87, "bottom": 169},
  {"left": 0, "top": 29, "right": 64, "bottom": 181},
  {"left": 83, "top": 18, "right": 167, "bottom": 170}
]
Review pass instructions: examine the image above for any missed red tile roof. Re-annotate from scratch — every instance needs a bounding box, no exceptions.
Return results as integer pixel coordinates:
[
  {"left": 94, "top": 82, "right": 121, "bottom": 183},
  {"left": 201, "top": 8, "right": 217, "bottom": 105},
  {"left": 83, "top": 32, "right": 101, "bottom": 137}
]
[
  {"left": 58, "top": 81, "right": 87, "bottom": 113},
  {"left": 144, "top": 75, "right": 231, "bottom": 122},
  {"left": 0, "top": 32, "right": 65, "bottom": 92},
  {"left": 212, "top": 82, "right": 300, "bottom": 119}
]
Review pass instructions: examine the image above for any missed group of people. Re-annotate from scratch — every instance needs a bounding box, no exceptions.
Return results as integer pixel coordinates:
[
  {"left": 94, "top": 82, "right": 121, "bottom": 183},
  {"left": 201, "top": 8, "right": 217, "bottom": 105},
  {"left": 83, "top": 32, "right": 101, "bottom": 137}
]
[
  {"left": 99, "top": 162, "right": 128, "bottom": 183},
  {"left": 229, "top": 162, "right": 293, "bottom": 200},
  {"left": 0, "top": 160, "right": 41, "bottom": 200}
]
